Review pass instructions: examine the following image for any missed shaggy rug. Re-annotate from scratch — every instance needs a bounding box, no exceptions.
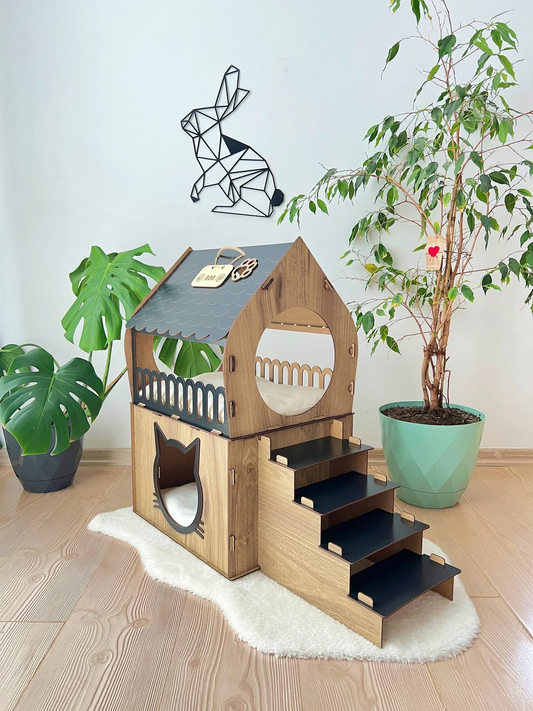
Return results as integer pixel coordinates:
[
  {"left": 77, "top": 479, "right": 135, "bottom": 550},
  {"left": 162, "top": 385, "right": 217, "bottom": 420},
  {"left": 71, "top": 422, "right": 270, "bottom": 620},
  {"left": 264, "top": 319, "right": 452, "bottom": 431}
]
[{"left": 88, "top": 507, "right": 479, "bottom": 662}]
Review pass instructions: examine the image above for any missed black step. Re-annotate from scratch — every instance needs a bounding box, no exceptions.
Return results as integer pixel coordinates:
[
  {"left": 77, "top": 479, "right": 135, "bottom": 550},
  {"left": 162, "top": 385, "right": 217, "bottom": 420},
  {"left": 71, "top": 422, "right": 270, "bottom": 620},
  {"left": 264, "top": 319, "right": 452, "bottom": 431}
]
[
  {"left": 295, "top": 470, "right": 398, "bottom": 514},
  {"left": 271, "top": 436, "right": 373, "bottom": 471},
  {"left": 349, "top": 549, "right": 461, "bottom": 617},
  {"left": 321, "top": 509, "right": 428, "bottom": 563}
]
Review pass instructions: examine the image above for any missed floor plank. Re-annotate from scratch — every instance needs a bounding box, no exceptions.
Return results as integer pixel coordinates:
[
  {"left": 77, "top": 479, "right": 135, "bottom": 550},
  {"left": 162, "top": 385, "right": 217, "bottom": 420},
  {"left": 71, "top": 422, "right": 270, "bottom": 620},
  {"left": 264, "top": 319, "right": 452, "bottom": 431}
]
[
  {"left": 159, "top": 591, "right": 303, "bottom": 711},
  {"left": 1, "top": 464, "right": 532, "bottom": 711},
  {"left": 0, "top": 467, "right": 130, "bottom": 622},
  {"left": 0, "top": 621, "right": 62, "bottom": 711},
  {"left": 428, "top": 598, "right": 533, "bottom": 711},
  {"left": 297, "top": 657, "right": 445, "bottom": 711},
  {"left": 0, "top": 473, "right": 72, "bottom": 558},
  {"left": 14, "top": 539, "right": 188, "bottom": 711}
]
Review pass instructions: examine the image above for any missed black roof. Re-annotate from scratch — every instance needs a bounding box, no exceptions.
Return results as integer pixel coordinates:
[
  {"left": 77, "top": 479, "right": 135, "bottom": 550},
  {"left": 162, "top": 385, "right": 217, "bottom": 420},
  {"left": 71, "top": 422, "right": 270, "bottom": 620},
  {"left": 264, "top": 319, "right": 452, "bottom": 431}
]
[{"left": 126, "top": 242, "right": 293, "bottom": 343}]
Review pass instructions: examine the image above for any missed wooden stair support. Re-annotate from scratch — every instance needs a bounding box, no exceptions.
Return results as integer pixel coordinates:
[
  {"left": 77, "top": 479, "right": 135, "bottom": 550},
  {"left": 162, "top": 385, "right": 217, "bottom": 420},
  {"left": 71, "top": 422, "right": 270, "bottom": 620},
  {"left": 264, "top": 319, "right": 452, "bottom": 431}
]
[{"left": 258, "top": 436, "right": 385, "bottom": 647}]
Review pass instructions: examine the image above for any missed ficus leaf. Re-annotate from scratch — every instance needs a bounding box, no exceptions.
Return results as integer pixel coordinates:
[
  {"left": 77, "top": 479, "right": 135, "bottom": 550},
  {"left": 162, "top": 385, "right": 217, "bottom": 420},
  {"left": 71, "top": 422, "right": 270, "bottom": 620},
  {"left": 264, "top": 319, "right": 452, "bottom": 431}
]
[
  {"left": 470, "top": 151, "right": 483, "bottom": 170},
  {"left": 386, "top": 336, "right": 401, "bottom": 354},
  {"left": 461, "top": 284, "right": 475, "bottom": 303},
  {"left": 438, "top": 34, "right": 457, "bottom": 59},
  {"left": 386, "top": 42, "right": 401, "bottom": 65},
  {"left": 362, "top": 311, "right": 375, "bottom": 335},
  {"left": 505, "top": 193, "right": 517, "bottom": 214},
  {"left": 317, "top": 199, "right": 329, "bottom": 214}
]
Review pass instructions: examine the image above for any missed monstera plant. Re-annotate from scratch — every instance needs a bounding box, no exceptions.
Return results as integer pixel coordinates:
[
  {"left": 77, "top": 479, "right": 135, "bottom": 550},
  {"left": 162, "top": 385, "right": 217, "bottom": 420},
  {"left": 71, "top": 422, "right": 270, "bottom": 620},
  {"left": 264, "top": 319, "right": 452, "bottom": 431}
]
[
  {"left": 1, "top": 243, "right": 223, "bottom": 491},
  {"left": 0, "top": 245, "right": 166, "bottom": 491},
  {"left": 280, "top": 0, "right": 533, "bottom": 507}
]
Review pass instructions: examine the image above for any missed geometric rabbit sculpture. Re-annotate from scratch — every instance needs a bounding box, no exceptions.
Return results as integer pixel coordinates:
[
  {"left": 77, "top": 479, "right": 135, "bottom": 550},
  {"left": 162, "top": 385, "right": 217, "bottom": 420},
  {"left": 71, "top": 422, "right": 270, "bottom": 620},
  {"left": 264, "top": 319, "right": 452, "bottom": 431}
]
[{"left": 181, "top": 65, "right": 284, "bottom": 218}]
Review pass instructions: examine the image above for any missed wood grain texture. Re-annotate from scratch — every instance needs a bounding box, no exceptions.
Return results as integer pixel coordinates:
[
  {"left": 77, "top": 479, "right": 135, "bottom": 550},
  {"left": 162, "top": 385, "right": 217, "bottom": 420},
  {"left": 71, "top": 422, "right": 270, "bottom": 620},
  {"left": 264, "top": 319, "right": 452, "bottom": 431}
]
[
  {"left": 158, "top": 591, "right": 303, "bottom": 711},
  {"left": 224, "top": 237, "right": 358, "bottom": 438},
  {"left": 15, "top": 540, "right": 188, "bottom": 711},
  {"left": 257, "top": 437, "right": 384, "bottom": 647},
  {"left": 297, "top": 657, "right": 446, "bottom": 711},
  {"left": 227, "top": 437, "right": 259, "bottom": 579},
  {"left": 0, "top": 473, "right": 67, "bottom": 557},
  {"left": 428, "top": 598, "right": 533, "bottom": 711},
  {"left": 369, "top": 447, "right": 533, "bottom": 466},
  {"left": 0, "top": 621, "right": 62, "bottom": 711},
  {"left": 2, "top": 464, "right": 533, "bottom": 711},
  {"left": 0, "top": 466, "right": 130, "bottom": 622},
  {"left": 131, "top": 405, "right": 233, "bottom": 577}
]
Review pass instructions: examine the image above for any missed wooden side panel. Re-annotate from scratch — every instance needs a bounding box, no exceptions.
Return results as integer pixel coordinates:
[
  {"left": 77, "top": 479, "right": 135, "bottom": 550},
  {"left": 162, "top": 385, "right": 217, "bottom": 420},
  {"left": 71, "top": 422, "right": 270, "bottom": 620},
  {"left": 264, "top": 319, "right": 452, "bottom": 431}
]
[
  {"left": 131, "top": 405, "right": 230, "bottom": 577},
  {"left": 257, "top": 438, "right": 383, "bottom": 647},
  {"left": 134, "top": 331, "right": 160, "bottom": 374},
  {"left": 227, "top": 438, "right": 259, "bottom": 579},
  {"left": 124, "top": 327, "right": 134, "bottom": 400},
  {"left": 224, "top": 238, "right": 358, "bottom": 438}
]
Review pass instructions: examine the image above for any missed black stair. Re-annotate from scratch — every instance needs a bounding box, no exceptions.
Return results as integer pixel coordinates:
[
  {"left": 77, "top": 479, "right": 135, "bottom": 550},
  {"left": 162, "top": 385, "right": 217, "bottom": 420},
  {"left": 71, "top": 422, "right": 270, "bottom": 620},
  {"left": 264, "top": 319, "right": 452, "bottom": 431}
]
[
  {"left": 320, "top": 509, "right": 428, "bottom": 563},
  {"left": 349, "top": 549, "right": 461, "bottom": 617},
  {"left": 271, "top": 436, "right": 372, "bottom": 471},
  {"left": 295, "top": 470, "right": 398, "bottom": 514}
]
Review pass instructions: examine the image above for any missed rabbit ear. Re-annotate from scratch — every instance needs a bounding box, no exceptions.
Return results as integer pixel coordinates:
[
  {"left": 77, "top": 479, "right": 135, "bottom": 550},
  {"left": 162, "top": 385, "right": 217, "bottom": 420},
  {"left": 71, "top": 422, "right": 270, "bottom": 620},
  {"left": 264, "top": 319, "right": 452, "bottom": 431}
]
[{"left": 215, "top": 65, "right": 249, "bottom": 118}]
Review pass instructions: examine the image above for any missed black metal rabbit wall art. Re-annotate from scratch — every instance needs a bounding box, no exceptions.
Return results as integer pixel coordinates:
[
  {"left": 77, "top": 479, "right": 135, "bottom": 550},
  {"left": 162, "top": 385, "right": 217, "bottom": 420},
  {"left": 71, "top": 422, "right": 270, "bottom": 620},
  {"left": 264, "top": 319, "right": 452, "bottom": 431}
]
[{"left": 181, "top": 65, "right": 284, "bottom": 218}]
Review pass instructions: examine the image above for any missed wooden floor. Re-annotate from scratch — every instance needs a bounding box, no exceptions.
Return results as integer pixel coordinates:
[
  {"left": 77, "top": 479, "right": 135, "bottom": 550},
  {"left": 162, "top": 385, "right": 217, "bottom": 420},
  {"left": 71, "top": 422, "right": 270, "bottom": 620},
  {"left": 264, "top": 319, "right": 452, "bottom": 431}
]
[{"left": 0, "top": 463, "right": 532, "bottom": 711}]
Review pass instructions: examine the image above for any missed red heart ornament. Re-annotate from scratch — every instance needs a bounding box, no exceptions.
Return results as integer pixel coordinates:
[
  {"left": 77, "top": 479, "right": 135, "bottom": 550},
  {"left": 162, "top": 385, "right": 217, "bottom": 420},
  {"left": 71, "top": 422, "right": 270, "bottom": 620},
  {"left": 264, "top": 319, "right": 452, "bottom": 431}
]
[{"left": 428, "top": 246, "right": 440, "bottom": 257}]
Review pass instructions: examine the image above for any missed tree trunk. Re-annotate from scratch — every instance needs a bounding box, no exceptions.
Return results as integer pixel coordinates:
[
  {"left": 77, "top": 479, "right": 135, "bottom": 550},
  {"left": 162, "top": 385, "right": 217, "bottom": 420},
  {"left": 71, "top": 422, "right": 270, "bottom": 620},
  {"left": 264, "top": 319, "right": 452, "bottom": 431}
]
[{"left": 422, "top": 343, "right": 448, "bottom": 411}]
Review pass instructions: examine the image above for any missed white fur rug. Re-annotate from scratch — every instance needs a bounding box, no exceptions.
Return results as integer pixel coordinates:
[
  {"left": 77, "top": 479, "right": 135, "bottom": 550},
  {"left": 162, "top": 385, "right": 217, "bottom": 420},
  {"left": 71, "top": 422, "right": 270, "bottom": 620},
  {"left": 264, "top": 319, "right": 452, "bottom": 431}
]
[{"left": 88, "top": 507, "right": 479, "bottom": 662}]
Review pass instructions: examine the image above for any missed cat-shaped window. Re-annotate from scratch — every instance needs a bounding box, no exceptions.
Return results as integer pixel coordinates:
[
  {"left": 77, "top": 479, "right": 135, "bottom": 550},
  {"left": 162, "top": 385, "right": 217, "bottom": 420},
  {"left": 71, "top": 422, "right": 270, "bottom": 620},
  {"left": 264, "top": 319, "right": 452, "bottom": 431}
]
[{"left": 152, "top": 423, "right": 204, "bottom": 537}]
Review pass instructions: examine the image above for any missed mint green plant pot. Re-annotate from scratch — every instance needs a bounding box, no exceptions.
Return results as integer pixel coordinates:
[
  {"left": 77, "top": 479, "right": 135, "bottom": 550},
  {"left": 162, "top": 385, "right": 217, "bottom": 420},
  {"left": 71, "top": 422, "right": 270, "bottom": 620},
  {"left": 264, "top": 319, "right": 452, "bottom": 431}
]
[{"left": 379, "top": 401, "right": 485, "bottom": 509}]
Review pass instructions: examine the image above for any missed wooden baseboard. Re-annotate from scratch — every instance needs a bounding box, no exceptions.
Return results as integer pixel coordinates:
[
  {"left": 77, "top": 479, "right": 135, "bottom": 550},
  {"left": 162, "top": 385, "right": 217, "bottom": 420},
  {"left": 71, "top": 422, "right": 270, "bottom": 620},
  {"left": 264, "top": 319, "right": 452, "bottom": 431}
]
[
  {"left": 1, "top": 447, "right": 532, "bottom": 468},
  {"left": 368, "top": 448, "right": 533, "bottom": 467}
]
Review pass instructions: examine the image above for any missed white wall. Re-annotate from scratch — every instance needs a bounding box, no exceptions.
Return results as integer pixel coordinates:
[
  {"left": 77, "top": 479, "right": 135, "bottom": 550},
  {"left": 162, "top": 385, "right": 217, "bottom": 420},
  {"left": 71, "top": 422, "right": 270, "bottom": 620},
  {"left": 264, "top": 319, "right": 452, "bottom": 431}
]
[{"left": 0, "top": 0, "right": 532, "bottom": 449}]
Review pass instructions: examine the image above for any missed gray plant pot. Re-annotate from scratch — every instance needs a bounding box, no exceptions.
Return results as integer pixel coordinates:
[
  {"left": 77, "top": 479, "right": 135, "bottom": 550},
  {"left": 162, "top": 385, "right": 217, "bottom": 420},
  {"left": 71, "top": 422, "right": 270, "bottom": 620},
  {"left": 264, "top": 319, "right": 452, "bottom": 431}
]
[{"left": 3, "top": 428, "right": 84, "bottom": 493}]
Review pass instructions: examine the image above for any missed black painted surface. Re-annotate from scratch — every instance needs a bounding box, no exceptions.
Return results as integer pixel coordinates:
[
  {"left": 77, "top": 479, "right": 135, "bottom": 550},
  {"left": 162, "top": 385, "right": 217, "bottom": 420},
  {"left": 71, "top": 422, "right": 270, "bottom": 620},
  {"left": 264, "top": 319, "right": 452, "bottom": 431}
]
[
  {"left": 294, "top": 470, "right": 398, "bottom": 514},
  {"left": 134, "top": 367, "right": 230, "bottom": 438},
  {"left": 321, "top": 509, "right": 428, "bottom": 563},
  {"left": 126, "top": 243, "right": 292, "bottom": 343},
  {"left": 3, "top": 428, "right": 83, "bottom": 493},
  {"left": 271, "top": 436, "right": 373, "bottom": 471},
  {"left": 349, "top": 549, "right": 461, "bottom": 617}
]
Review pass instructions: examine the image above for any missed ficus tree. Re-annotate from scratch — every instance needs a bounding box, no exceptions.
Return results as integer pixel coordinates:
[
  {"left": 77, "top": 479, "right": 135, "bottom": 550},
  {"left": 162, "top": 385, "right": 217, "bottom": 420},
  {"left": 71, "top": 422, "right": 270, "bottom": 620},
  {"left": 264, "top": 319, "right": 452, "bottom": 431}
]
[{"left": 280, "top": 0, "right": 533, "bottom": 411}]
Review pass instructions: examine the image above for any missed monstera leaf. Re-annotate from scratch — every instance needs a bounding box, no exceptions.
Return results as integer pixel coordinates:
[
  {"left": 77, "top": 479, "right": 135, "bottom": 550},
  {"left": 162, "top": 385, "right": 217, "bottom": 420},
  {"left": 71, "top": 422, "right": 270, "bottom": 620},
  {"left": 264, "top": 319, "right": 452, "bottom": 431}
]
[
  {"left": 0, "top": 348, "right": 104, "bottom": 455},
  {"left": 154, "top": 338, "right": 222, "bottom": 379},
  {"left": 62, "top": 245, "right": 166, "bottom": 353},
  {"left": 0, "top": 344, "right": 25, "bottom": 376}
]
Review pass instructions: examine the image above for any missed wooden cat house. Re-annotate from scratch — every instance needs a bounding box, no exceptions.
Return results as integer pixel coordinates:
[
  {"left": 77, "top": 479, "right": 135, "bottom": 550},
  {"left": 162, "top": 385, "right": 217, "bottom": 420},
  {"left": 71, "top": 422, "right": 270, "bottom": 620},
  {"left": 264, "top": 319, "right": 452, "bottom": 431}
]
[{"left": 124, "top": 238, "right": 460, "bottom": 648}]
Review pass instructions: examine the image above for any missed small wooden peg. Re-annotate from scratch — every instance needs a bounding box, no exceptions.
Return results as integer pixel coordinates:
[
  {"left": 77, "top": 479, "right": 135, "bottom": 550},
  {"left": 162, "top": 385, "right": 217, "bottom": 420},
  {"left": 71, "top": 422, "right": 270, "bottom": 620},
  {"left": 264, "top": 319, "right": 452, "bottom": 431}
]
[
  {"left": 349, "top": 436, "right": 362, "bottom": 447},
  {"left": 430, "top": 553, "right": 446, "bottom": 566},
  {"left": 328, "top": 542, "right": 343, "bottom": 556},
  {"left": 357, "top": 592, "right": 374, "bottom": 608},
  {"left": 275, "top": 455, "right": 289, "bottom": 466},
  {"left": 400, "top": 512, "right": 415, "bottom": 523},
  {"left": 300, "top": 496, "right": 314, "bottom": 509},
  {"left": 373, "top": 472, "right": 387, "bottom": 484},
  {"left": 229, "top": 468, "right": 236, "bottom": 485}
]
